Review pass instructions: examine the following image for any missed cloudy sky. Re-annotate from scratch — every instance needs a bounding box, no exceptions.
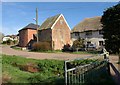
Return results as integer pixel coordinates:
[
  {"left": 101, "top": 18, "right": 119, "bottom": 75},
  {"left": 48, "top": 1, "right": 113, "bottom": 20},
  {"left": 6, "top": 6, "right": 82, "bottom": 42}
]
[{"left": 2, "top": 2, "right": 118, "bottom": 35}]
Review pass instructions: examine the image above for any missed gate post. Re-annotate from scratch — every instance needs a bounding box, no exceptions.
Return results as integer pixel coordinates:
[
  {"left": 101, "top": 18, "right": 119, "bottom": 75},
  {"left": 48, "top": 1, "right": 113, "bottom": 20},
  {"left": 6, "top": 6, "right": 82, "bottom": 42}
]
[
  {"left": 64, "top": 61, "right": 67, "bottom": 85},
  {"left": 103, "top": 49, "right": 110, "bottom": 75},
  {"left": 106, "top": 61, "right": 110, "bottom": 75}
]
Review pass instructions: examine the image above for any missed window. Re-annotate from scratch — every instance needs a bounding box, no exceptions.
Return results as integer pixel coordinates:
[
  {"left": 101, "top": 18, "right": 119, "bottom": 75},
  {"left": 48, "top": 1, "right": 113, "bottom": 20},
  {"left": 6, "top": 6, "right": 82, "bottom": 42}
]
[
  {"left": 99, "top": 30, "right": 103, "bottom": 35},
  {"left": 75, "top": 32, "right": 79, "bottom": 36},
  {"left": 99, "top": 41, "right": 104, "bottom": 46},
  {"left": 86, "top": 42, "right": 91, "bottom": 47},
  {"left": 60, "top": 20, "right": 63, "bottom": 25},
  {"left": 87, "top": 42, "right": 91, "bottom": 45},
  {"left": 85, "top": 31, "right": 92, "bottom": 36}
]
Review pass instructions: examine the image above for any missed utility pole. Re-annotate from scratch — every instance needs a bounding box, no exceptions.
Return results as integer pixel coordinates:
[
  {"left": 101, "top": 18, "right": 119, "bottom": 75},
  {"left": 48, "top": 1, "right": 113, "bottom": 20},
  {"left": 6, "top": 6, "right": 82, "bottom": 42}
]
[{"left": 36, "top": 8, "right": 39, "bottom": 43}]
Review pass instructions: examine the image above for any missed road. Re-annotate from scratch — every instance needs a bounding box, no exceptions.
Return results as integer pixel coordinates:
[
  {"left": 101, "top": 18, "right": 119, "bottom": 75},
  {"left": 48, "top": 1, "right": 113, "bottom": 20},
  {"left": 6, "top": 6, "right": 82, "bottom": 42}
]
[{"left": 1, "top": 45, "right": 93, "bottom": 60}]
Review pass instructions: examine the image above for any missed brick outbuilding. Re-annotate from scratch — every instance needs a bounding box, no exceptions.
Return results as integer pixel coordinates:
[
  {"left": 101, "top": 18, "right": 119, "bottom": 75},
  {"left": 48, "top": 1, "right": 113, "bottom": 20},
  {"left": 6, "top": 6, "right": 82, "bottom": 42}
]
[
  {"left": 18, "top": 23, "right": 39, "bottom": 47},
  {"left": 38, "top": 14, "right": 71, "bottom": 50}
]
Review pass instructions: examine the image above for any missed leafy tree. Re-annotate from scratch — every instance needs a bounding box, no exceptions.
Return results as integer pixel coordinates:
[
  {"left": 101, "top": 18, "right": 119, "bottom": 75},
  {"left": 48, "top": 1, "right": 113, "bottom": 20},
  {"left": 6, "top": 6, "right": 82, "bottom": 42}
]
[
  {"left": 72, "top": 38, "right": 84, "bottom": 49},
  {"left": 101, "top": 3, "right": 120, "bottom": 61}
]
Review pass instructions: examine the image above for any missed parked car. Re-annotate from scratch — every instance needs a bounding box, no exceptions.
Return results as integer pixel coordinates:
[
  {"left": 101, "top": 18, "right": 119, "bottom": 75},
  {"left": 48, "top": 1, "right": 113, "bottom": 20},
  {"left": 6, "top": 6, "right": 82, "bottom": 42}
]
[{"left": 86, "top": 44, "right": 97, "bottom": 51}]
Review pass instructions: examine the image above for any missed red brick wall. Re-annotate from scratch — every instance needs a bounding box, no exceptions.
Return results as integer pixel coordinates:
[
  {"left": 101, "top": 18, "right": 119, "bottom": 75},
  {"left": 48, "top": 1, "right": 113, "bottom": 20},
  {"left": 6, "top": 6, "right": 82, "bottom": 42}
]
[
  {"left": 28, "top": 29, "right": 37, "bottom": 43},
  {"left": 52, "top": 15, "right": 71, "bottom": 50},
  {"left": 19, "top": 29, "right": 37, "bottom": 47}
]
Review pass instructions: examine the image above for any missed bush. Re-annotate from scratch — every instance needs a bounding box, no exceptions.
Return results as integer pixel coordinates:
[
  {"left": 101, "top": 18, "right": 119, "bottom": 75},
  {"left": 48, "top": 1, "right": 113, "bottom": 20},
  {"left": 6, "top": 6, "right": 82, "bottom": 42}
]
[
  {"left": 37, "top": 60, "right": 64, "bottom": 75},
  {"left": 2, "top": 39, "right": 15, "bottom": 45},
  {"left": 72, "top": 38, "right": 84, "bottom": 49},
  {"left": 62, "top": 44, "right": 72, "bottom": 52},
  {"left": 13, "top": 40, "right": 18, "bottom": 44},
  {"left": 2, "top": 41, "right": 7, "bottom": 44},
  {"left": 32, "top": 42, "right": 51, "bottom": 51}
]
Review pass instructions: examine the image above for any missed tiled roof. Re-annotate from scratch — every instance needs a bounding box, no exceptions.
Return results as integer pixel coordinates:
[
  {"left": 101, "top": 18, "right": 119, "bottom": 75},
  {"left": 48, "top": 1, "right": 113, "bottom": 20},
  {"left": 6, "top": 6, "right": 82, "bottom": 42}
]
[
  {"left": 72, "top": 16, "right": 102, "bottom": 32},
  {"left": 19, "top": 23, "right": 39, "bottom": 32},
  {"left": 39, "top": 14, "right": 61, "bottom": 30}
]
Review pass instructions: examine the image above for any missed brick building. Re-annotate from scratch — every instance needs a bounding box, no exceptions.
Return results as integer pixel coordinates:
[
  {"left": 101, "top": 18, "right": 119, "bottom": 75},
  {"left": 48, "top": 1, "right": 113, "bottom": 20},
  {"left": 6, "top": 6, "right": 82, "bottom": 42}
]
[
  {"left": 38, "top": 14, "right": 71, "bottom": 50},
  {"left": 18, "top": 23, "right": 39, "bottom": 47}
]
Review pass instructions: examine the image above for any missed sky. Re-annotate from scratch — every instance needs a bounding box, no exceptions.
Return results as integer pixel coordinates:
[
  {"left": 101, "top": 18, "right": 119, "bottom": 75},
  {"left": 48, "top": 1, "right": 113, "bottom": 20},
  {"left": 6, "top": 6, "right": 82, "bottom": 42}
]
[{"left": 2, "top": 2, "right": 118, "bottom": 35}]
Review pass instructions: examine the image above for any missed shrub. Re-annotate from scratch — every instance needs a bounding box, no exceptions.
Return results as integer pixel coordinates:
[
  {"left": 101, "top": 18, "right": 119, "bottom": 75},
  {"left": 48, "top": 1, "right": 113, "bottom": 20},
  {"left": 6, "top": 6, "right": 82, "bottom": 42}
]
[
  {"left": 32, "top": 42, "right": 51, "bottom": 51},
  {"left": 62, "top": 44, "right": 72, "bottom": 52},
  {"left": 6, "top": 39, "right": 13, "bottom": 45},
  {"left": 72, "top": 38, "right": 84, "bottom": 49},
  {"left": 13, "top": 40, "right": 18, "bottom": 44},
  {"left": 2, "top": 41, "right": 7, "bottom": 44}
]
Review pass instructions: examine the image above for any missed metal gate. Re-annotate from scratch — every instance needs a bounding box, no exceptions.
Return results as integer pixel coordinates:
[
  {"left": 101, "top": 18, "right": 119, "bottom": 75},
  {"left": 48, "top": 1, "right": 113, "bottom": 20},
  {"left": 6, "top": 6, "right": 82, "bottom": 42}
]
[{"left": 64, "top": 53, "right": 109, "bottom": 85}]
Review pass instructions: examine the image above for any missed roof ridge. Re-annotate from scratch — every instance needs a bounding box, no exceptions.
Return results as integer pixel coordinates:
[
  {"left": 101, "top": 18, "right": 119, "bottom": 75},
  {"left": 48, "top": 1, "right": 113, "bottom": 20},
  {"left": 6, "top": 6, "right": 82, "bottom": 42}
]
[{"left": 39, "top": 14, "right": 62, "bottom": 30}]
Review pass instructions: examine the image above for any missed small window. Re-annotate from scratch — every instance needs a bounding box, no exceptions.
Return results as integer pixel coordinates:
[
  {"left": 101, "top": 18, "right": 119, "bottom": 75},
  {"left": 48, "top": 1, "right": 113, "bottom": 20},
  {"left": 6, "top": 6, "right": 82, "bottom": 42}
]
[
  {"left": 60, "top": 20, "right": 63, "bottom": 25},
  {"left": 87, "top": 42, "right": 91, "bottom": 45},
  {"left": 86, "top": 31, "right": 92, "bottom": 36},
  {"left": 75, "top": 32, "right": 79, "bottom": 36},
  {"left": 99, "top": 30, "right": 103, "bottom": 35},
  {"left": 99, "top": 41, "right": 104, "bottom": 46}
]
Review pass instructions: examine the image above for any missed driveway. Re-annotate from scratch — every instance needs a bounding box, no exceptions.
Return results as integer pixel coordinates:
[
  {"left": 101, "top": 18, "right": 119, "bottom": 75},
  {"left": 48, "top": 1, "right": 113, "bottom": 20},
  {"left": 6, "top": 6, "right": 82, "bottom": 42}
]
[{"left": 1, "top": 45, "right": 93, "bottom": 60}]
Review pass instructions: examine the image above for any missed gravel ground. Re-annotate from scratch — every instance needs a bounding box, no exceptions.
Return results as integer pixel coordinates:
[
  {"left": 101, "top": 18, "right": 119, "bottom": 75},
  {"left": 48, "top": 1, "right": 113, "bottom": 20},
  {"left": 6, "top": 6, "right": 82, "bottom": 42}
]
[{"left": 1, "top": 45, "right": 93, "bottom": 60}]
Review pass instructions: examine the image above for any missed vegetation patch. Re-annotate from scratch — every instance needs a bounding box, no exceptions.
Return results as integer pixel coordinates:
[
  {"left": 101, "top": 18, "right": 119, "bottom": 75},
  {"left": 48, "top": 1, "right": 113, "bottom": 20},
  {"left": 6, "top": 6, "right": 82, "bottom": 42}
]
[
  {"left": 10, "top": 46, "right": 21, "bottom": 50},
  {"left": 2, "top": 54, "right": 115, "bottom": 84},
  {"left": 12, "top": 62, "right": 39, "bottom": 73}
]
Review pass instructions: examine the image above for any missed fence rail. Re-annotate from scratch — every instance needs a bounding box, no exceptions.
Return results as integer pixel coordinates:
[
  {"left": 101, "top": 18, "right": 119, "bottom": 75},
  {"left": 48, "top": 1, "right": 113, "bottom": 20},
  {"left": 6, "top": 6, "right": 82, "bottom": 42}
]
[{"left": 64, "top": 53, "right": 109, "bottom": 85}]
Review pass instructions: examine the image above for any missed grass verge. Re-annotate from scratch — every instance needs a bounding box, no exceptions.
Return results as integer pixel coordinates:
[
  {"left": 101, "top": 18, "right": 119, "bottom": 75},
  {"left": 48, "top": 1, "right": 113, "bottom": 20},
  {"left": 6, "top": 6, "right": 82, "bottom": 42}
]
[{"left": 2, "top": 54, "right": 115, "bottom": 84}]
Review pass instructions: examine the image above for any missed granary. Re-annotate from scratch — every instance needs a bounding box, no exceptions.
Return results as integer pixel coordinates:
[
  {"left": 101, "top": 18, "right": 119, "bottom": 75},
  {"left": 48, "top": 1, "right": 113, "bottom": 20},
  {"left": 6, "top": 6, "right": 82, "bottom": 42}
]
[
  {"left": 38, "top": 14, "right": 71, "bottom": 50},
  {"left": 18, "top": 23, "right": 39, "bottom": 47}
]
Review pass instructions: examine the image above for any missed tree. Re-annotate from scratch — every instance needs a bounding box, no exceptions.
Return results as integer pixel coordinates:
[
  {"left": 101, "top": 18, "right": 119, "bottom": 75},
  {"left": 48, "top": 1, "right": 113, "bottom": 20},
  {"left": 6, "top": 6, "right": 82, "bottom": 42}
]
[
  {"left": 101, "top": 3, "right": 120, "bottom": 61},
  {"left": 72, "top": 38, "right": 84, "bottom": 51}
]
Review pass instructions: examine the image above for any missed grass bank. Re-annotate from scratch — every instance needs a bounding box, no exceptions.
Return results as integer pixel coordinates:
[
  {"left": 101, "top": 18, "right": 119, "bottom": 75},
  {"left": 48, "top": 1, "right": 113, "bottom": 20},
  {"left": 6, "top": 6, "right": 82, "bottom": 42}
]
[{"left": 2, "top": 54, "right": 115, "bottom": 84}]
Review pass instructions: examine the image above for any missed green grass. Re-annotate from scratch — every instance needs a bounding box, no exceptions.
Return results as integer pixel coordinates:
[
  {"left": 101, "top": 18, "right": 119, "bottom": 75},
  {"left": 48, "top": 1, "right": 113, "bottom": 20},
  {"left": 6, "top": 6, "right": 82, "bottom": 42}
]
[
  {"left": 2, "top": 54, "right": 115, "bottom": 84},
  {"left": 30, "top": 50, "right": 100, "bottom": 55},
  {"left": 29, "top": 50, "right": 63, "bottom": 53},
  {"left": 72, "top": 51, "right": 100, "bottom": 54},
  {"left": 10, "top": 46, "right": 21, "bottom": 50},
  {"left": 2, "top": 54, "right": 64, "bottom": 84}
]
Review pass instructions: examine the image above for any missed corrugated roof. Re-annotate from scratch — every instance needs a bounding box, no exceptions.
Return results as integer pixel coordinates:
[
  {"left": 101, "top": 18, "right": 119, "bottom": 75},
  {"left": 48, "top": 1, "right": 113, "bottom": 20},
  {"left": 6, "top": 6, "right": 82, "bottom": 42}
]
[
  {"left": 19, "top": 23, "right": 39, "bottom": 32},
  {"left": 39, "top": 14, "right": 61, "bottom": 30},
  {"left": 72, "top": 16, "right": 102, "bottom": 32}
]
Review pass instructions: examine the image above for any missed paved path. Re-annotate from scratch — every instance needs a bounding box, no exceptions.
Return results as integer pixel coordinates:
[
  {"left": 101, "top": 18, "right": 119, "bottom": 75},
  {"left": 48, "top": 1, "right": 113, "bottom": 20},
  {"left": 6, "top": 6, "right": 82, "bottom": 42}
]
[{"left": 1, "top": 45, "right": 93, "bottom": 60}]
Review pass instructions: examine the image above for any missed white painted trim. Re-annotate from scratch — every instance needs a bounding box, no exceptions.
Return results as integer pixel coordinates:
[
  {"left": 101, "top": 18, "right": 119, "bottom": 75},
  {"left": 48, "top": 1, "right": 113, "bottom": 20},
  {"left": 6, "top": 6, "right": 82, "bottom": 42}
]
[
  {"left": 51, "top": 14, "right": 71, "bottom": 30},
  {"left": 51, "top": 14, "right": 62, "bottom": 29},
  {"left": 61, "top": 14, "right": 71, "bottom": 30}
]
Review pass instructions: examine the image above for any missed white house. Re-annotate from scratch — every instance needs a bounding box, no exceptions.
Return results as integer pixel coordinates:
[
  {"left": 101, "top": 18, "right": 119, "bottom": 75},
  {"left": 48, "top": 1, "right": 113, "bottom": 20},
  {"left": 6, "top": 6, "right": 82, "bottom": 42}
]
[
  {"left": 71, "top": 16, "right": 105, "bottom": 49},
  {"left": 2, "top": 36, "right": 13, "bottom": 41},
  {"left": 2, "top": 35, "right": 19, "bottom": 42}
]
